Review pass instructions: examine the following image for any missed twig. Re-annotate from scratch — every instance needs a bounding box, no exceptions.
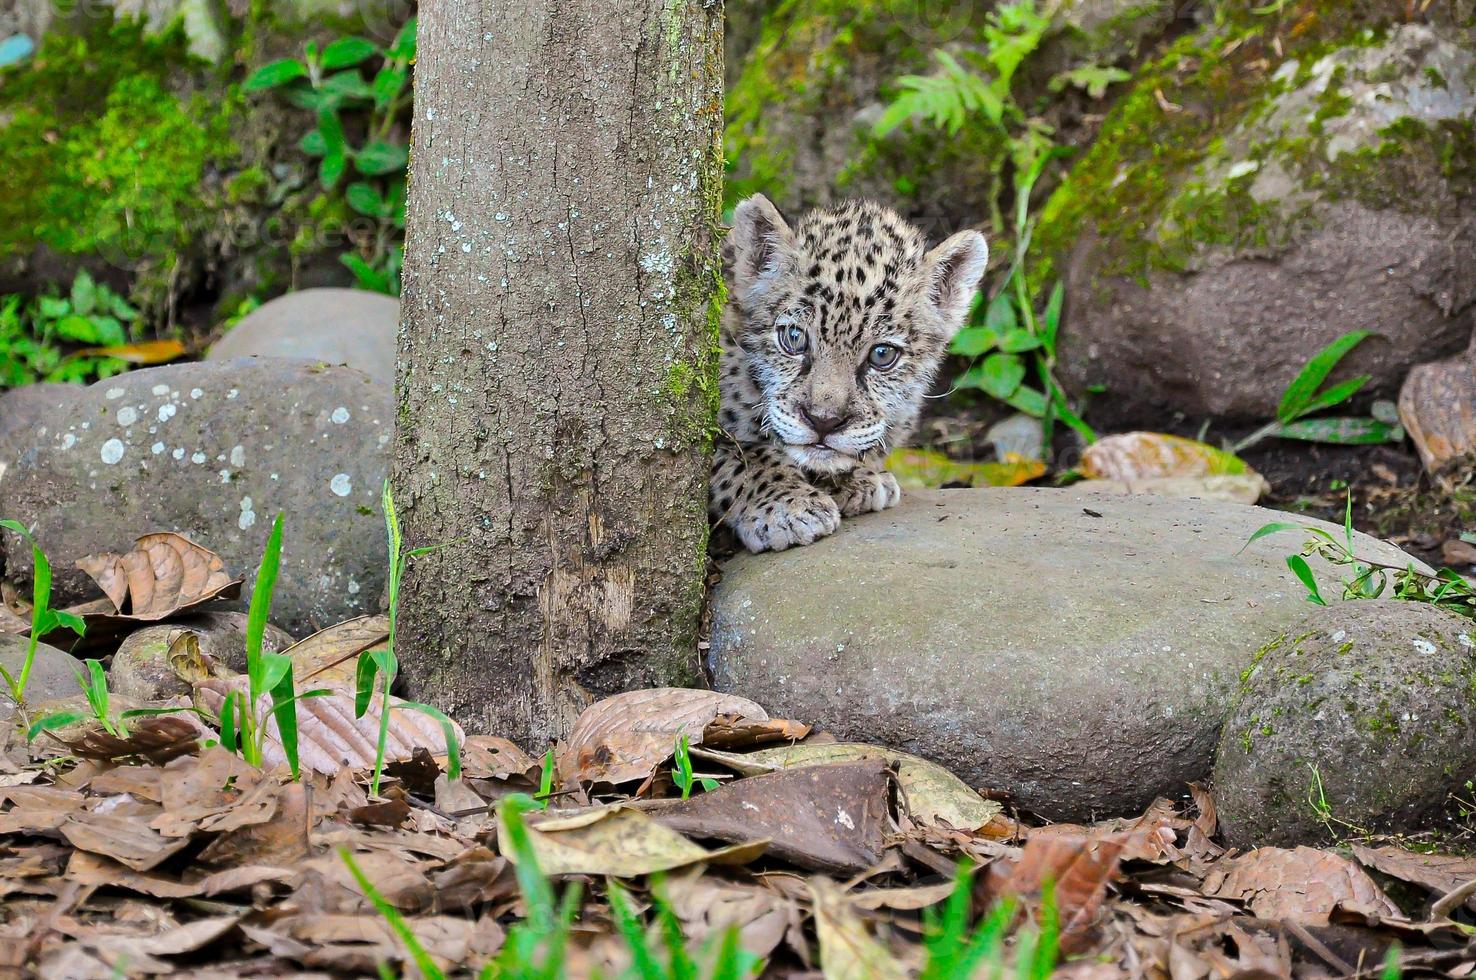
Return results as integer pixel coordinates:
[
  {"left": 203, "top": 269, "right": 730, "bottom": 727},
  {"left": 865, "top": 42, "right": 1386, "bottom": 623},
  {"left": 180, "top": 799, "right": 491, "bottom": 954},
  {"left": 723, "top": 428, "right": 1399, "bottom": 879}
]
[
  {"left": 1283, "top": 918, "right": 1353, "bottom": 974},
  {"left": 1430, "top": 877, "right": 1476, "bottom": 920}
]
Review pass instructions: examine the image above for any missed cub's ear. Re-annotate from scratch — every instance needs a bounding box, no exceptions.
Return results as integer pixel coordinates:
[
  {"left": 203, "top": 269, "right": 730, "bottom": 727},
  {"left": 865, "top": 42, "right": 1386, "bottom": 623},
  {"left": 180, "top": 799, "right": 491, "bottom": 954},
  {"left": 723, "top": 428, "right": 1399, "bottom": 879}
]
[
  {"left": 724, "top": 194, "right": 798, "bottom": 307},
  {"left": 922, "top": 230, "right": 989, "bottom": 335}
]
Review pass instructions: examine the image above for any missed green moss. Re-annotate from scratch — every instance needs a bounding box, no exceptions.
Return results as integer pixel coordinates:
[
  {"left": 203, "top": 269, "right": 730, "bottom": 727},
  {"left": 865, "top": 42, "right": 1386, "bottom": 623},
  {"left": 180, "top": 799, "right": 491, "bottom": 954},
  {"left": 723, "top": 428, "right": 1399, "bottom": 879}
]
[
  {"left": 0, "top": 15, "right": 238, "bottom": 309},
  {"left": 1031, "top": 4, "right": 1444, "bottom": 288},
  {"left": 724, "top": 0, "right": 1001, "bottom": 210}
]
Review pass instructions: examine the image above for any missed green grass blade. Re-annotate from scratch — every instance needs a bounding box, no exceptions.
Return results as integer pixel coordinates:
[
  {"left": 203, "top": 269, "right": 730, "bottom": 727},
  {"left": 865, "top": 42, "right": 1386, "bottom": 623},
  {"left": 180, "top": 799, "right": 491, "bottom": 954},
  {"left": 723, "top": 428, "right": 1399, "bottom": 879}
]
[
  {"left": 394, "top": 701, "right": 462, "bottom": 780},
  {"left": 1277, "top": 330, "right": 1373, "bottom": 423},
  {"left": 1237, "top": 522, "right": 1306, "bottom": 553},
  {"left": 269, "top": 659, "right": 301, "bottom": 780},
  {"left": 27, "top": 710, "right": 87, "bottom": 740},
  {"left": 247, "top": 514, "right": 286, "bottom": 700},
  {"left": 220, "top": 690, "right": 240, "bottom": 755},
  {"left": 341, "top": 846, "right": 447, "bottom": 980},
  {"left": 607, "top": 880, "right": 664, "bottom": 980},
  {"left": 498, "top": 794, "right": 556, "bottom": 923},
  {"left": 1272, "top": 417, "right": 1402, "bottom": 445}
]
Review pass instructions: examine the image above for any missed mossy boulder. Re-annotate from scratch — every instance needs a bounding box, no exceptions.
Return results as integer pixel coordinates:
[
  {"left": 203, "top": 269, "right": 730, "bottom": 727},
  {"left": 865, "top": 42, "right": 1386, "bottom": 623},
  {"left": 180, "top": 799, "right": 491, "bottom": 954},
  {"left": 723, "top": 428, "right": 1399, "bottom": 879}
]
[
  {"left": 1043, "top": 15, "right": 1476, "bottom": 424},
  {"left": 724, "top": 0, "right": 1175, "bottom": 230},
  {"left": 1214, "top": 600, "right": 1476, "bottom": 848}
]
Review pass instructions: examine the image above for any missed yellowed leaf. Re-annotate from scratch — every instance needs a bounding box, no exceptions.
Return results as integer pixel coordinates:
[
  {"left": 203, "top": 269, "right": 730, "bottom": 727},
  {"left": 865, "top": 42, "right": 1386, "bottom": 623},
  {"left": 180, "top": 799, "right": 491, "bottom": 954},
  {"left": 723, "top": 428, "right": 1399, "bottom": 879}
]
[
  {"left": 502, "top": 804, "right": 768, "bottom": 877},
  {"left": 694, "top": 742, "right": 1001, "bottom": 831},
  {"left": 72, "top": 339, "right": 188, "bottom": 365},
  {"left": 886, "top": 447, "right": 1044, "bottom": 490},
  {"left": 1080, "top": 432, "right": 1254, "bottom": 481},
  {"left": 809, "top": 878, "right": 908, "bottom": 980}
]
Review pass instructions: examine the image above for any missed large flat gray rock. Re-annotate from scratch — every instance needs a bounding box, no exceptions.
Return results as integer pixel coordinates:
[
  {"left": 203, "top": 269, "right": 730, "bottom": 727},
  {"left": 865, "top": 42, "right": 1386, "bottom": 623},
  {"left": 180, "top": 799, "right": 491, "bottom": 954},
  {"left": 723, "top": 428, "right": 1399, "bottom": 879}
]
[
  {"left": 208, "top": 288, "right": 398, "bottom": 385},
  {"left": 1, "top": 360, "right": 391, "bottom": 635},
  {"left": 707, "top": 488, "right": 1423, "bottom": 820}
]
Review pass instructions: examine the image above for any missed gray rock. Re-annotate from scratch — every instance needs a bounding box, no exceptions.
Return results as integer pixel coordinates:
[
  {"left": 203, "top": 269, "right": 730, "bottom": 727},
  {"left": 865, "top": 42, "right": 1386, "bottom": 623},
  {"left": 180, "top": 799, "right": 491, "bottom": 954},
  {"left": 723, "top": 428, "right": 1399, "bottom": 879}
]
[
  {"left": 0, "top": 633, "right": 85, "bottom": 722},
  {"left": 110, "top": 612, "right": 297, "bottom": 702},
  {"left": 1, "top": 359, "right": 390, "bottom": 635},
  {"left": 1054, "top": 23, "right": 1476, "bottom": 423},
  {"left": 208, "top": 289, "right": 399, "bottom": 385},
  {"left": 0, "top": 382, "right": 81, "bottom": 478},
  {"left": 706, "top": 487, "right": 1423, "bottom": 820},
  {"left": 1213, "top": 601, "right": 1476, "bottom": 847}
]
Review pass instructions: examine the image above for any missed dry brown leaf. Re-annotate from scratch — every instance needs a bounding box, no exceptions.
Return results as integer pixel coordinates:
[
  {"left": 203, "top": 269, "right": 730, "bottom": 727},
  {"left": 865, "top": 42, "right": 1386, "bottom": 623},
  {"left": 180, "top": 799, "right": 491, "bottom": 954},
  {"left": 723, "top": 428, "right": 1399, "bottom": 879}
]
[
  {"left": 1353, "top": 844, "right": 1476, "bottom": 912},
  {"left": 75, "top": 532, "right": 241, "bottom": 620},
  {"left": 988, "top": 828, "right": 1136, "bottom": 947},
  {"left": 504, "top": 804, "right": 769, "bottom": 878},
  {"left": 696, "top": 742, "right": 1001, "bottom": 831},
  {"left": 63, "top": 714, "right": 206, "bottom": 764},
  {"left": 642, "top": 761, "right": 890, "bottom": 875},
  {"left": 195, "top": 679, "right": 462, "bottom": 776},
  {"left": 849, "top": 880, "right": 956, "bottom": 911},
  {"left": 1205, "top": 846, "right": 1401, "bottom": 924},
  {"left": 60, "top": 810, "right": 193, "bottom": 872},
  {"left": 809, "top": 878, "right": 908, "bottom": 980},
  {"left": 558, "top": 688, "right": 777, "bottom": 788},
  {"left": 288, "top": 615, "right": 391, "bottom": 685},
  {"left": 665, "top": 870, "right": 798, "bottom": 963}
]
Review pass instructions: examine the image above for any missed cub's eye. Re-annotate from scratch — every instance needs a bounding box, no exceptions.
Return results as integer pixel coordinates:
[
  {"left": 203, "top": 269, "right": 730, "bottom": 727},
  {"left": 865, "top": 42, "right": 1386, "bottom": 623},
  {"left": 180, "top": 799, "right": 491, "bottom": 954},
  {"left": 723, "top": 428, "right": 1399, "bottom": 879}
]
[
  {"left": 867, "top": 343, "right": 901, "bottom": 371},
  {"left": 776, "top": 323, "right": 809, "bottom": 356}
]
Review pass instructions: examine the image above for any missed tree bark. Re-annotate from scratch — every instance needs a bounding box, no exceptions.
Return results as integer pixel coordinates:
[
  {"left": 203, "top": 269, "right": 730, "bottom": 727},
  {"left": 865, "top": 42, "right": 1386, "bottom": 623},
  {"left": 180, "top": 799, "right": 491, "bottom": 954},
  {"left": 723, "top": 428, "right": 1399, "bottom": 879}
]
[{"left": 393, "top": 0, "right": 723, "bottom": 745}]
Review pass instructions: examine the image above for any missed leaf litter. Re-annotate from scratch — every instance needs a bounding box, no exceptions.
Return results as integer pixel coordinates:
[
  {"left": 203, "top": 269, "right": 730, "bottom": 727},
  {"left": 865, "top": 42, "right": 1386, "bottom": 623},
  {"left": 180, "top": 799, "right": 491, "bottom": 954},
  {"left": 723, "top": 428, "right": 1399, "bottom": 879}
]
[{"left": 0, "top": 549, "right": 1472, "bottom": 975}]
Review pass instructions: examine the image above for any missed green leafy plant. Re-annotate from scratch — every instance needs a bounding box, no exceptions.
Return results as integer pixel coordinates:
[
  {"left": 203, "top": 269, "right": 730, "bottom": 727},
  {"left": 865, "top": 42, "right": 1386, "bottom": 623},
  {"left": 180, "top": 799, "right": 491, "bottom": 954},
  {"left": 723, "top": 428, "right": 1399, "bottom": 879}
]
[
  {"left": 489, "top": 793, "right": 584, "bottom": 979},
  {"left": 873, "top": 1, "right": 1054, "bottom": 236},
  {"left": 244, "top": 20, "right": 416, "bottom": 295},
  {"left": 950, "top": 159, "right": 1094, "bottom": 449},
  {"left": 1244, "top": 493, "right": 1476, "bottom": 620},
  {"left": 27, "top": 659, "right": 197, "bottom": 742},
  {"left": 217, "top": 514, "right": 331, "bottom": 778},
  {"left": 874, "top": 2, "right": 1096, "bottom": 452},
  {"left": 671, "top": 732, "right": 718, "bottom": 800},
  {"left": 1231, "top": 331, "right": 1403, "bottom": 453},
  {"left": 0, "top": 271, "right": 139, "bottom": 388},
  {"left": 0, "top": 521, "right": 86, "bottom": 718},
  {"left": 356, "top": 480, "right": 462, "bottom": 797},
  {"left": 608, "top": 877, "right": 761, "bottom": 979}
]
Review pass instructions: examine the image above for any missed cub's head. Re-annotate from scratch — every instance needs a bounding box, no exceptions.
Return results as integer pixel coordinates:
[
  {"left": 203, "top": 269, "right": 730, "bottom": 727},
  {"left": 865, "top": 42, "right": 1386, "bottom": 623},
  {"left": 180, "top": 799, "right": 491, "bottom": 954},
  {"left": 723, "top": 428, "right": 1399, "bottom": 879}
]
[{"left": 723, "top": 195, "right": 987, "bottom": 474}]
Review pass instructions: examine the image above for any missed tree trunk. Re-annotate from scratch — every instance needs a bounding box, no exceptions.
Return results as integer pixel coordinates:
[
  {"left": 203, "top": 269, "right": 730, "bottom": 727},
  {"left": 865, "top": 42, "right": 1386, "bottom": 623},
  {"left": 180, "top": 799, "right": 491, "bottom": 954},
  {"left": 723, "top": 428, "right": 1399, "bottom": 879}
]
[{"left": 393, "top": 0, "right": 723, "bottom": 745}]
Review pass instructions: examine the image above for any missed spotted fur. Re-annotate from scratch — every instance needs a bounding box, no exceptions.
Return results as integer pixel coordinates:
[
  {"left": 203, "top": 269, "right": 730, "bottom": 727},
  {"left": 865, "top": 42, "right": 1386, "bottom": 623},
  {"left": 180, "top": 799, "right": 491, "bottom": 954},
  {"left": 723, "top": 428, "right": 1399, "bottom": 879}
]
[{"left": 710, "top": 195, "right": 989, "bottom": 552}]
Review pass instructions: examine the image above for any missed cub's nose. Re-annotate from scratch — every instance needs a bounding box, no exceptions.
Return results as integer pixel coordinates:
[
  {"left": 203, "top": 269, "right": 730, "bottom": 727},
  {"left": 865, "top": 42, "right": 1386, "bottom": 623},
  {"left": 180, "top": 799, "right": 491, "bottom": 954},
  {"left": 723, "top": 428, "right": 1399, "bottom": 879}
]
[{"left": 800, "top": 405, "right": 851, "bottom": 438}]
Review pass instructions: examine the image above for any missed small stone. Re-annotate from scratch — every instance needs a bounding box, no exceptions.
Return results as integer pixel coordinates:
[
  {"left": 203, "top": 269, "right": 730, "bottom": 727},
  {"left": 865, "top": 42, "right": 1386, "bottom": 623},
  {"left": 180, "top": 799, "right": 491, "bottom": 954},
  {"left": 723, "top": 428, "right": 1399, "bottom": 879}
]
[
  {"left": 110, "top": 612, "right": 296, "bottom": 702},
  {"left": 0, "top": 634, "right": 85, "bottom": 722},
  {"left": 1214, "top": 601, "right": 1476, "bottom": 847},
  {"left": 208, "top": 288, "right": 399, "bottom": 385}
]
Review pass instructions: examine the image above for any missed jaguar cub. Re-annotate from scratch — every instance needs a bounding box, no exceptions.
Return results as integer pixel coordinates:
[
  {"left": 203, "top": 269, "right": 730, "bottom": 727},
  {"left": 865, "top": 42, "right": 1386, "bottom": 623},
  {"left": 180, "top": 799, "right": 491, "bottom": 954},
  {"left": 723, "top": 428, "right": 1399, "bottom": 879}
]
[{"left": 711, "top": 195, "right": 989, "bottom": 553}]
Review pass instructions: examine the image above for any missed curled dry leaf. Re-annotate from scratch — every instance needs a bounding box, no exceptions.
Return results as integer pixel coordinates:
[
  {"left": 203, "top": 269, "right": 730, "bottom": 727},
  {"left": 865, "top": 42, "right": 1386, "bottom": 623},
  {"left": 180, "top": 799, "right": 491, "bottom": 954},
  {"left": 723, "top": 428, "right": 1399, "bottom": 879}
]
[
  {"left": 694, "top": 742, "right": 1001, "bottom": 831},
  {"left": 987, "top": 828, "right": 1136, "bottom": 947},
  {"left": 664, "top": 870, "right": 799, "bottom": 964},
  {"left": 75, "top": 533, "right": 240, "bottom": 621},
  {"left": 559, "top": 687, "right": 801, "bottom": 788},
  {"left": 195, "top": 679, "right": 463, "bottom": 776},
  {"left": 1204, "top": 846, "right": 1401, "bottom": 924},
  {"left": 1352, "top": 844, "right": 1476, "bottom": 914},
  {"left": 501, "top": 805, "right": 769, "bottom": 878}
]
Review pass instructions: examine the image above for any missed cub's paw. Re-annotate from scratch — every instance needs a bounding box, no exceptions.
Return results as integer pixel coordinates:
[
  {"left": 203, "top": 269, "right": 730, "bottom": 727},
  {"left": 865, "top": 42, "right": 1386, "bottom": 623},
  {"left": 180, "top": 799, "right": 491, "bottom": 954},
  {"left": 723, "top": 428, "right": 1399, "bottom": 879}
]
[
  {"left": 731, "top": 490, "right": 842, "bottom": 553},
  {"left": 832, "top": 468, "right": 902, "bottom": 517}
]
